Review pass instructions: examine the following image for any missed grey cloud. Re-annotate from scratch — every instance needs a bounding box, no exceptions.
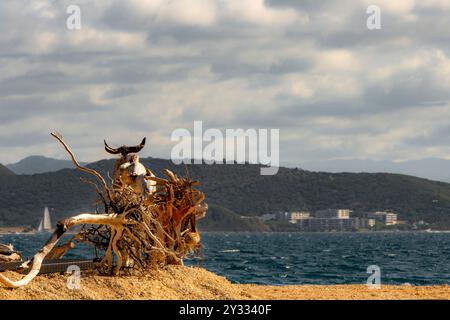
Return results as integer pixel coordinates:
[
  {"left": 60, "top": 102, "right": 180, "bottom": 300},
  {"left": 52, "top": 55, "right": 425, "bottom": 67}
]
[
  {"left": 210, "top": 57, "right": 312, "bottom": 79},
  {"left": 272, "top": 1, "right": 450, "bottom": 51},
  {"left": 265, "top": 0, "right": 338, "bottom": 11},
  {"left": 363, "top": 70, "right": 450, "bottom": 110},
  {"left": 402, "top": 125, "right": 450, "bottom": 148},
  {"left": 0, "top": 95, "right": 109, "bottom": 123},
  {"left": 208, "top": 49, "right": 312, "bottom": 80},
  {"left": 0, "top": 72, "right": 80, "bottom": 96},
  {"left": 0, "top": 130, "right": 50, "bottom": 148},
  {"left": 101, "top": 86, "right": 137, "bottom": 99},
  {"left": 0, "top": 0, "right": 450, "bottom": 165}
]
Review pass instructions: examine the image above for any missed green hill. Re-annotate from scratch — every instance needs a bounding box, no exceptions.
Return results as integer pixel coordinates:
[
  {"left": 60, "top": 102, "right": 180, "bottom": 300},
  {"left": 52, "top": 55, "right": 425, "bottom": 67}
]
[
  {"left": 0, "top": 163, "right": 15, "bottom": 176},
  {"left": 0, "top": 157, "right": 449, "bottom": 230},
  {"left": 197, "top": 204, "right": 270, "bottom": 232}
]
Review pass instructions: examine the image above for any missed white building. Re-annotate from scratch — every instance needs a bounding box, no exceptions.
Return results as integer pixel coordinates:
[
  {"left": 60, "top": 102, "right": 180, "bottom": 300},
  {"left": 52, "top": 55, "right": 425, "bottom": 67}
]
[
  {"left": 368, "top": 211, "right": 398, "bottom": 226},
  {"left": 384, "top": 213, "right": 398, "bottom": 226},
  {"left": 288, "top": 211, "right": 310, "bottom": 224},
  {"left": 315, "top": 209, "right": 350, "bottom": 219}
]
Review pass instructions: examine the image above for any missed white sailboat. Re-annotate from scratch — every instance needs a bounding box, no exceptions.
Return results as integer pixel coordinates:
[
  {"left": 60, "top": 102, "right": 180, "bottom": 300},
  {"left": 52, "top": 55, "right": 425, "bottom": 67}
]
[{"left": 37, "top": 207, "right": 52, "bottom": 232}]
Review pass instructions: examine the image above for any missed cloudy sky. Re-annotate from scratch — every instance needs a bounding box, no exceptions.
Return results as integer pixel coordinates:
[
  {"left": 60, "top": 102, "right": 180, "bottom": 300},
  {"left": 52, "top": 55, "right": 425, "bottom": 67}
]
[{"left": 1, "top": 0, "right": 450, "bottom": 166}]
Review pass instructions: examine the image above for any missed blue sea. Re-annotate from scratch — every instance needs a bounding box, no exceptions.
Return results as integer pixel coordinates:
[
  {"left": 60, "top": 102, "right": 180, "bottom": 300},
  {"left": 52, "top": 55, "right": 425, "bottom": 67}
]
[{"left": 1, "top": 232, "right": 449, "bottom": 286}]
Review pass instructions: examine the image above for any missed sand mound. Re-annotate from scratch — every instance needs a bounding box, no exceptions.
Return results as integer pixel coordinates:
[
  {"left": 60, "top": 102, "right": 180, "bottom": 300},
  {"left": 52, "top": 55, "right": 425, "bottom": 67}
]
[
  {"left": 0, "top": 266, "right": 449, "bottom": 300},
  {"left": 0, "top": 266, "right": 250, "bottom": 300}
]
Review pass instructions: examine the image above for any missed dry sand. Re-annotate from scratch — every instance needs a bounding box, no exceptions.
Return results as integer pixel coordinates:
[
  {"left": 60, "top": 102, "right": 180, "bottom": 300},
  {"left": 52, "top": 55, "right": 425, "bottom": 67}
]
[{"left": 0, "top": 266, "right": 448, "bottom": 300}]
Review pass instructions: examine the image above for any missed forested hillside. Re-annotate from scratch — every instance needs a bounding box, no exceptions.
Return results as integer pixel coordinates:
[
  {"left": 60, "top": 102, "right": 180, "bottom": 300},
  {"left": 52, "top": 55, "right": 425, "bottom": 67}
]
[{"left": 0, "top": 157, "right": 449, "bottom": 229}]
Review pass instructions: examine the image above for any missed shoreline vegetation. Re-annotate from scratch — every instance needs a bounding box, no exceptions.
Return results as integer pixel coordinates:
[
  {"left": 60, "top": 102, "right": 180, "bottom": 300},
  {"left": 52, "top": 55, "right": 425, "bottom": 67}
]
[
  {"left": 1, "top": 227, "right": 450, "bottom": 235},
  {"left": 0, "top": 227, "right": 23, "bottom": 234},
  {"left": 0, "top": 266, "right": 448, "bottom": 300}
]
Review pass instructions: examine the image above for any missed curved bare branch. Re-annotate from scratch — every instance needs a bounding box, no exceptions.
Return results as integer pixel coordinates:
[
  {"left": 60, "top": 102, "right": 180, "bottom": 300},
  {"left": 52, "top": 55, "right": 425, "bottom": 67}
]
[{"left": 51, "top": 132, "right": 112, "bottom": 201}]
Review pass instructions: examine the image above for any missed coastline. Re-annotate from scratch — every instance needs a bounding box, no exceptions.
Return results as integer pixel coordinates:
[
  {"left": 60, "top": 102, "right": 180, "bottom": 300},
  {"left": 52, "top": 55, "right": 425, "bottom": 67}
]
[
  {"left": 3, "top": 228, "right": 450, "bottom": 235},
  {"left": 0, "top": 266, "right": 448, "bottom": 300},
  {"left": 0, "top": 227, "right": 27, "bottom": 234}
]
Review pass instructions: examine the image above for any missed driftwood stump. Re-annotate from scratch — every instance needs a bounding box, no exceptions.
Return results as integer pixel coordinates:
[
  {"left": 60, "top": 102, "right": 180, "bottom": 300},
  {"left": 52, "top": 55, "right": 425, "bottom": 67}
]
[{"left": 0, "top": 133, "right": 207, "bottom": 288}]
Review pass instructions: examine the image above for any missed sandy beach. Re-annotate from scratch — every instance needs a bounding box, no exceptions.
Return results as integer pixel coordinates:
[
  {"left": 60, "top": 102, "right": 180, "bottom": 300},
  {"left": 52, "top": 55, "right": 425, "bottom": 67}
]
[{"left": 0, "top": 266, "right": 448, "bottom": 300}]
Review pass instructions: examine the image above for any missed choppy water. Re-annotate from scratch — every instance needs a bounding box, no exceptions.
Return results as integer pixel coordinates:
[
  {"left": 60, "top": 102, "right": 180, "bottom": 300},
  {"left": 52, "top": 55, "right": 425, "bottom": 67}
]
[{"left": 1, "top": 232, "right": 449, "bottom": 285}]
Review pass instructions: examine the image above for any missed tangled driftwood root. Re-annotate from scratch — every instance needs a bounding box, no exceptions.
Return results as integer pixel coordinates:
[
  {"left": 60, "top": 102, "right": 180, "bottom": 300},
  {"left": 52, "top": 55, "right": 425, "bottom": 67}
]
[{"left": 0, "top": 133, "right": 207, "bottom": 288}]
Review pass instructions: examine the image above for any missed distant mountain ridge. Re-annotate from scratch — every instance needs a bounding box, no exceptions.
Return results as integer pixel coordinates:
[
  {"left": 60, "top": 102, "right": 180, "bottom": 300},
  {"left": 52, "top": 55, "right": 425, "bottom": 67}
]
[
  {"left": 295, "top": 157, "right": 450, "bottom": 183},
  {"left": 8, "top": 155, "right": 450, "bottom": 183},
  {"left": 6, "top": 155, "right": 88, "bottom": 175}
]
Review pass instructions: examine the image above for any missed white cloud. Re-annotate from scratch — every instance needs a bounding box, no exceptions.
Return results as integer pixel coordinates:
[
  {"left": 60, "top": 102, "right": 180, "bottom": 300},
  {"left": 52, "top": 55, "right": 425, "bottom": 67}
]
[
  {"left": 416, "top": 0, "right": 450, "bottom": 11},
  {"left": 129, "top": 0, "right": 218, "bottom": 26},
  {"left": 289, "top": 79, "right": 314, "bottom": 98},
  {"left": 223, "top": 0, "right": 306, "bottom": 26},
  {"left": 67, "top": 28, "right": 147, "bottom": 51},
  {"left": 0, "top": 0, "right": 450, "bottom": 166},
  {"left": 316, "top": 50, "right": 360, "bottom": 72},
  {"left": 363, "top": 0, "right": 415, "bottom": 15}
]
